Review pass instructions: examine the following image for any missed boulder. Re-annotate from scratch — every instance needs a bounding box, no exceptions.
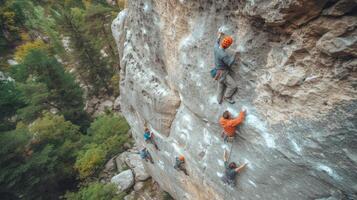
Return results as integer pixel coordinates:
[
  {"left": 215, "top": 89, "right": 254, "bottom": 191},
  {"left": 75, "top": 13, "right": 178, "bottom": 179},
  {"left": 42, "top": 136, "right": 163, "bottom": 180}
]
[
  {"left": 110, "top": 169, "right": 134, "bottom": 192},
  {"left": 125, "top": 153, "right": 150, "bottom": 181},
  {"left": 133, "top": 181, "right": 145, "bottom": 191},
  {"left": 97, "top": 100, "right": 113, "bottom": 112},
  {"left": 104, "top": 157, "right": 116, "bottom": 172},
  {"left": 124, "top": 191, "right": 135, "bottom": 200},
  {"left": 115, "top": 153, "right": 128, "bottom": 172}
]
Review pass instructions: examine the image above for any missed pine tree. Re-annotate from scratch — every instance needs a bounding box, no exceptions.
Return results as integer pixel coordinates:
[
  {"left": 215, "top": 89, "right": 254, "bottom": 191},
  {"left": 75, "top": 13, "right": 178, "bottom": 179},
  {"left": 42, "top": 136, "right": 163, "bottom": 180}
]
[
  {"left": 11, "top": 49, "right": 90, "bottom": 128},
  {"left": 57, "top": 7, "right": 112, "bottom": 95}
]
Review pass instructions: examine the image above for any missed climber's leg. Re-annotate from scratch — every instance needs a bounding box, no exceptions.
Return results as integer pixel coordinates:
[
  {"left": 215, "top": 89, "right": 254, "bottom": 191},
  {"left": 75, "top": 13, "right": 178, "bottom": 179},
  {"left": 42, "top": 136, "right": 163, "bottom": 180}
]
[
  {"left": 224, "top": 74, "right": 237, "bottom": 103},
  {"left": 148, "top": 155, "right": 154, "bottom": 164},
  {"left": 221, "top": 176, "right": 229, "bottom": 185},
  {"left": 217, "top": 80, "right": 226, "bottom": 104},
  {"left": 228, "top": 179, "right": 236, "bottom": 187},
  {"left": 151, "top": 139, "right": 160, "bottom": 151},
  {"left": 227, "top": 136, "right": 234, "bottom": 143},
  {"left": 181, "top": 167, "right": 189, "bottom": 176},
  {"left": 223, "top": 134, "right": 228, "bottom": 143}
]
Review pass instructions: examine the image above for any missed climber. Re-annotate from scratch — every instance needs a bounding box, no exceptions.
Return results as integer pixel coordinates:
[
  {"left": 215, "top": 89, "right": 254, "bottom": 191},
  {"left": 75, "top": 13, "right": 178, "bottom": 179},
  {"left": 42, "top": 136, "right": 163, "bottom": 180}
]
[
  {"left": 140, "top": 147, "right": 154, "bottom": 164},
  {"left": 219, "top": 108, "right": 246, "bottom": 143},
  {"left": 143, "top": 127, "right": 160, "bottom": 150},
  {"left": 221, "top": 149, "right": 247, "bottom": 187},
  {"left": 174, "top": 155, "right": 188, "bottom": 176},
  {"left": 213, "top": 31, "right": 240, "bottom": 104}
]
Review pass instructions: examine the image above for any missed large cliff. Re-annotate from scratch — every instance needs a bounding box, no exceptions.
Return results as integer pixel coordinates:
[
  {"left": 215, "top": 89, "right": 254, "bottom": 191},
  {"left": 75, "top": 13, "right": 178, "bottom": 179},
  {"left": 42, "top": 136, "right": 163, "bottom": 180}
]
[{"left": 112, "top": 1, "right": 357, "bottom": 199}]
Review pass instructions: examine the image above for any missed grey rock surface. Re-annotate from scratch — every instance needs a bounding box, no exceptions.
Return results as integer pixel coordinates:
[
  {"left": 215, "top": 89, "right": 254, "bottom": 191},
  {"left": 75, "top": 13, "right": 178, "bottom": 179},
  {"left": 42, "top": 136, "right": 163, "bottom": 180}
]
[
  {"left": 115, "top": 153, "right": 128, "bottom": 172},
  {"left": 125, "top": 152, "right": 151, "bottom": 181},
  {"left": 134, "top": 181, "right": 145, "bottom": 191},
  {"left": 111, "top": 169, "right": 134, "bottom": 192},
  {"left": 112, "top": 0, "right": 357, "bottom": 199}
]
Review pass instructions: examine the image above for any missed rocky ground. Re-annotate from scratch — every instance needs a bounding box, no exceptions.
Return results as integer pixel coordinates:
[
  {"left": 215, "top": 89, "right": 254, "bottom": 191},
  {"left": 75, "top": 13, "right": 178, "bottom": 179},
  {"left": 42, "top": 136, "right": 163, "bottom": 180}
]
[
  {"left": 112, "top": 0, "right": 356, "bottom": 200},
  {"left": 100, "top": 143, "right": 172, "bottom": 200}
]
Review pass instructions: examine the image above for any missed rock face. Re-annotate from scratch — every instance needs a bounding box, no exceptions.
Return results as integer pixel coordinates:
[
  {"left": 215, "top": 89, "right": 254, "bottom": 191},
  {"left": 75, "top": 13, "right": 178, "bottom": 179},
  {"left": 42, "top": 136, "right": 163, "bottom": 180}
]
[
  {"left": 125, "top": 152, "right": 151, "bottom": 181},
  {"left": 111, "top": 169, "right": 134, "bottom": 191},
  {"left": 112, "top": 1, "right": 357, "bottom": 200}
]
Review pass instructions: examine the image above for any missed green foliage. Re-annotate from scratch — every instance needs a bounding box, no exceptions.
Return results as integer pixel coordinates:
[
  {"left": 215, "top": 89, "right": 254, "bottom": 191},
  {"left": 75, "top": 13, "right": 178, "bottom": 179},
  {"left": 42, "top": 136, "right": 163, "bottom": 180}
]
[
  {"left": 0, "top": 1, "right": 131, "bottom": 199},
  {"left": 14, "top": 39, "right": 47, "bottom": 62},
  {"left": 11, "top": 49, "right": 90, "bottom": 128},
  {"left": 0, "top": 114, "right": 82, "bottom": 199},
  {"left": 110, "top": 74, "right": 120, "bottom": 97},
  {"left": 16, "top": 81, "right": 50, "bottom": 122},
  {"left": 75, "top": 144, "right": 106, "bottom": 178},
  {"left": 75, "top": 114, "right": 130, "bottom": 179},
  {"left": 57, "top": 7, "right": 113, "bottom": 95},
  {"left": 65, "top": 182, "right": 126, "bottom": 200},
  {"left": 87, "top": 114, "right": 130, "bottom": 156},
  {"left": 0, "top": 79, "right": 24, "bottom": 131}
]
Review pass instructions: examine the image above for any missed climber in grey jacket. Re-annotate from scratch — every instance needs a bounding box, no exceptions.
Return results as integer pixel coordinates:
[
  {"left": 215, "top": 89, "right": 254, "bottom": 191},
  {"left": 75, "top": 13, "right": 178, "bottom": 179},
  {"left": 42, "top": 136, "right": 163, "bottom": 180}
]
[
  {"left": 214, "top": 32, "right": 239, "bottom": 104},
  {"left": 221, "top": 149, "right": 247, "bottom": 187}
]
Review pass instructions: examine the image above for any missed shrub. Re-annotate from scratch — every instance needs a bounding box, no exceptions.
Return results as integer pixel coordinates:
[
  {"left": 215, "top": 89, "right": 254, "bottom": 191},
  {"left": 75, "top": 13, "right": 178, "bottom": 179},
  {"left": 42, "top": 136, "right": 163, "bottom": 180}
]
[
  {"left": 14, "top": 39, "right": 47, "bottom": 62},
  {"left": 75, "top": 144, "right": 106, "bottom": 179},
  {"left": 65, "top": 182, "right": 125, "bottom": 200}
]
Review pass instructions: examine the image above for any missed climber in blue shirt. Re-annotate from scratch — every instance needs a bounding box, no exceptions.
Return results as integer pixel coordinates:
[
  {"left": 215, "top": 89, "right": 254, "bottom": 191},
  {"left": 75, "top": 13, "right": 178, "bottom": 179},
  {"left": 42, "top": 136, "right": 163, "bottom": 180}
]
[
  {"left": 221, "top": 149, "right": 247, "bottom": 187},
  {"left": 140, "top": 147, "right": 154, "bottom": 164},
  {"left": 214, "top": 31, "right": 240, "bottom": 104},
  {"left": 144, "top": 127, "right": 159, "bottom": 150}
]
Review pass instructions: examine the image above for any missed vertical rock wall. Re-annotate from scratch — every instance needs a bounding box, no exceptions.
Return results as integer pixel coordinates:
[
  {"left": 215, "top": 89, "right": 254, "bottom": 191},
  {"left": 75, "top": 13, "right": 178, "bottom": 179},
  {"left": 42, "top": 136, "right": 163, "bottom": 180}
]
[{"left": 112, "top": 0, "right": 357, "bottom": 199}]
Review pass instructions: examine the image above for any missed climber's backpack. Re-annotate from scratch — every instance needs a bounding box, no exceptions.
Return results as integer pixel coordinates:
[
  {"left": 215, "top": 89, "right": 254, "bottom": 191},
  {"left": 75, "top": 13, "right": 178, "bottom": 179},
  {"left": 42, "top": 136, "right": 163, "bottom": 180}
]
[{"left": 210, "top": 68, "right": 217, "bottom": 78}]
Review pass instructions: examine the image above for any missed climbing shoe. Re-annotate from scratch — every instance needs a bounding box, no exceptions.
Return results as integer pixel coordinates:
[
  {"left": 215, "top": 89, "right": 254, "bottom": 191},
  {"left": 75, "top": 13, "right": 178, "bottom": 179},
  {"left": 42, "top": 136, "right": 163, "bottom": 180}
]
[{"left": 224, "top": 97, "right": 235, "bottom": 104}]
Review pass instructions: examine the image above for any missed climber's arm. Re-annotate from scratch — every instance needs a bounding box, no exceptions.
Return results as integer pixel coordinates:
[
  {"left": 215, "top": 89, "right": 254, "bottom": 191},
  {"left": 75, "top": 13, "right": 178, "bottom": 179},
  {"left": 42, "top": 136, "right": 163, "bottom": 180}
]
[
  {"left": 216, "top": 32, "right": 224, "bottom": 46},
  {"left": 228, "top": 111, "right": 245, "bottom": 127},
  {"left": 235, "top": 163, "right": 247, "bottom": 173},
  {"left": 214, "top": 69, "right": 223, "bottom": 80},
  {"left": 222, "top": 54, "right": 236, "bottom": 68}
]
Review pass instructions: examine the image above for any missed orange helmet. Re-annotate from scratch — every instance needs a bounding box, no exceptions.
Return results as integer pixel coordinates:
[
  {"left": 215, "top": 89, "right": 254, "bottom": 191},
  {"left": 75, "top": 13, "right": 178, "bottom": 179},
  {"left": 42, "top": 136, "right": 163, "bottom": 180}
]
[
  {"left": 179, "top": 155, "right": 185, "bottom": 161},
  {"left": 221, "top": 36, "right": 233, "bottom": 49}
]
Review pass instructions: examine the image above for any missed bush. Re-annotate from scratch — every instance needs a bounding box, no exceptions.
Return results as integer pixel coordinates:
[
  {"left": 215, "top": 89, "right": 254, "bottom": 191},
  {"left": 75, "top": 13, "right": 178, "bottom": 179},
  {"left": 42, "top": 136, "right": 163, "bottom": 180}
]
[
  {"left": 75, "top": 114, "right": 130, "bottom": 179},
  {"left": 14, "top": 39, "right": 47, "bottom": 62},
  {"left": 65, "top": 182, "right": 125, "bottom": 200},
  {"left": 75, "top": 145, "right": 106, "bottom": 179}
]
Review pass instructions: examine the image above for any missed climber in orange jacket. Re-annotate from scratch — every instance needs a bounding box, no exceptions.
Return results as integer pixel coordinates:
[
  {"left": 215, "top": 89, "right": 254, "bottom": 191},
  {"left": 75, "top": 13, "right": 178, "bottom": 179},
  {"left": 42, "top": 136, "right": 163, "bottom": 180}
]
[
  {"left": 219, "top": 108, "right": 246, "bottom": 143},
  {"left": 174, "top": 155, "right": 188, "bottom": 176}
]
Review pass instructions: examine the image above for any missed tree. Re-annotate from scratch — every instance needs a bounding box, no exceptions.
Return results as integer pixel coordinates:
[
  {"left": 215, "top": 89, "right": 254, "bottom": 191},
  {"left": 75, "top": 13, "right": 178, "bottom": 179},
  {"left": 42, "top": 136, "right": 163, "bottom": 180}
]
[
  {"left": 0, "top": 79, "right": 24, "bottom": 131},
  {"left": 0, "top": 114, "right": 82, "bottom": 200},
  {"left": 0, "top": 113, "right": 81, "bottom": 199},
  {"left": 83, "top": 4, "right": 118, "bottom": 63},
  {"left": 24, "top": 5, "right": 65, "bottom": 56},
  {"left": 86, "top": 114, "right": 130, "bottom": 156},
  {"left": 75, "top": 144, "right": 106, "bottom": 179},
  {"left": 16, "top": 81, "right": 50, "bottom": 123},
  {"left": 11, "top": 49, "right": 90, "bottom": 129},
  {"left": 75, "top": 114, "right": 130, "bottom": 179},
  {"left": 57, "top": 7, "right": 112, "bottom": 95}
]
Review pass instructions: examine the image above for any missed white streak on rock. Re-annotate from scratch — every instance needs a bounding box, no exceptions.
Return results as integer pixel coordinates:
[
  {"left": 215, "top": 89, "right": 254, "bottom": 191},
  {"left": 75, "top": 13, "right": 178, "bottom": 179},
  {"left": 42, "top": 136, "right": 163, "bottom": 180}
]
[
  {"left": 246, "top": 114, "right": 276, "bottom": 148},
  {"left": 316, "top": 164, "right": 342, "bottom": 181},
  {"left": 248, "top": 180, "right": 257, "bottom": 187}
]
